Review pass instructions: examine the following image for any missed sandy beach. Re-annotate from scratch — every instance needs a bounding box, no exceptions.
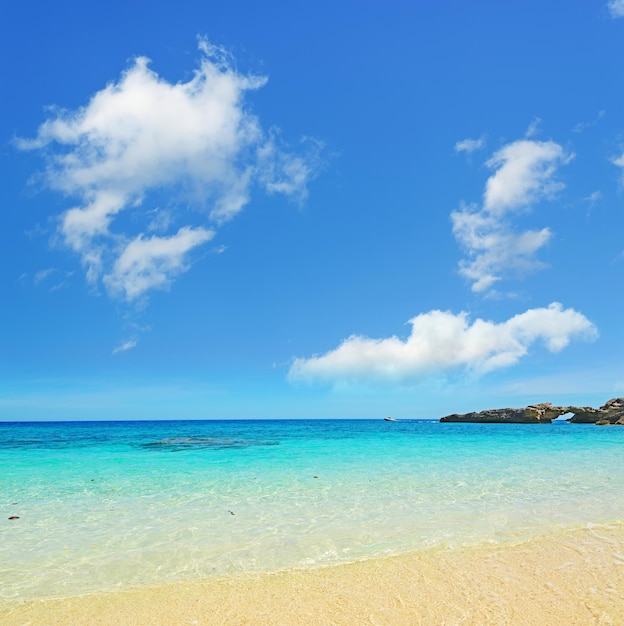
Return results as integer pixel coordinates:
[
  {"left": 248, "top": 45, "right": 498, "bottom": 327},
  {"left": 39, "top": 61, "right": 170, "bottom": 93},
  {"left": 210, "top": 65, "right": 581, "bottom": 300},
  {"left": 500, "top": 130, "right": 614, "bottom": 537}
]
[{"left": 2, "top": 522, "right": 623, "bottom": 626}]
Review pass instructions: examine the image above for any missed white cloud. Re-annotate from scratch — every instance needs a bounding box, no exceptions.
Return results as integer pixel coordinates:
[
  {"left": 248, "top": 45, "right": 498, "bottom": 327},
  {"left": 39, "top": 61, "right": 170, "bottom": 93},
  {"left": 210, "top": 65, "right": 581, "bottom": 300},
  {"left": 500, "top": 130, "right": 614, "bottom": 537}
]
[
  {"left": 613, "top": 151, "right": 624, "bottom": 184},
  {"left": 34, "top": 268, "right": 57, "bottom": 285},
  {"left": 452, "top": 203, "right": 552, "bottom": 293},
  {"left": 289, "top": 303, "right": 597, "bottom": 385},
  {"left": 146, "top": 208, "right": 174, "bottom": 233},
  {"left": 584, "top": 190, "right": 602, "bottom": 209},
  {"left": 525, "top": 117, "right": 541, "bottom": 138},
  {"left": 104, "top": 226, "right": 214, "bottom": 301},
  {"left": 483, "top": 140, "right": 569, "bottom": 214},
  {"left": 112, "top": 339, "right": 138, "bottom": 354},
  {"left": 33, "top": 267, "right": 73, "bottom": 291},
  {"left": 572, "top": 110, "right": 605, "bottom": 133},
  {"left": 454, "top": 137, "right": 485, "bottom": 154},
  {"left": 18, "top": 37, "right": 320, "bottom": 302},
  {"left": 453, "top": 138, "right": 571, "bottom": 293},
  {"left": 258, "top": 135, "right": 323, "bottom": 202},
  {"left": 608, "top": 0, "right": 624, "bottom": 17}
]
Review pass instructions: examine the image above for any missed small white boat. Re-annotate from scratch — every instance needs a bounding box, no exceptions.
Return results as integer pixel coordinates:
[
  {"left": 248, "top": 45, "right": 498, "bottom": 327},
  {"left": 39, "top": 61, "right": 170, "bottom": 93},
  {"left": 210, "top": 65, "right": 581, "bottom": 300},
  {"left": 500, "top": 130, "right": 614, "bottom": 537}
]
[{"left": 384, "top": 417, "right": 398, "bottom": 422}]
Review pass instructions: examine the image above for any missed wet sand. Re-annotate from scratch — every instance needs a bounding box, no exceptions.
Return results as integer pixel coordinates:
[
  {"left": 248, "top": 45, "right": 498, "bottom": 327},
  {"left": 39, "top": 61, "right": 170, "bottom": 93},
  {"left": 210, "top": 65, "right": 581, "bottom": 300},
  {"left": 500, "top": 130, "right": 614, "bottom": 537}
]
[{"left": 2, "top": 523, "right": 623, "bottom": 625}]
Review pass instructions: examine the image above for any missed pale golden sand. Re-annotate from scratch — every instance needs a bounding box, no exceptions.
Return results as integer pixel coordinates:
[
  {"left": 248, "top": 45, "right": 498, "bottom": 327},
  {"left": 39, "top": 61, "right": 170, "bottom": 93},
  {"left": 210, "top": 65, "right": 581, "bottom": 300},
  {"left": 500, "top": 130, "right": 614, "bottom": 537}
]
[{"left": 2, "top": 523, "right": 623, "bottom": 625}]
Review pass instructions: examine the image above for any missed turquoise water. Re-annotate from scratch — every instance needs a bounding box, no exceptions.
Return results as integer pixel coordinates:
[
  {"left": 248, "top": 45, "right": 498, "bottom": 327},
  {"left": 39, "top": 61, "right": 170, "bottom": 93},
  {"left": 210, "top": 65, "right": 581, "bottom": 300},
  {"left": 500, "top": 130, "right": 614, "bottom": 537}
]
[{"left": 1, "top": 419, "right": 623, "bottom": 603}]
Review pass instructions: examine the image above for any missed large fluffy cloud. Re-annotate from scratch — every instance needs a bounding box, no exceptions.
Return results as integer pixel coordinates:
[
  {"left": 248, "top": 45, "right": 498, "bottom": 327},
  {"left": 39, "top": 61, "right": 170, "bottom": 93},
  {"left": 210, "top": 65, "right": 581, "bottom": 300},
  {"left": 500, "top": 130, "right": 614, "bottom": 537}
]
[
  {"left": 18, "top": 38, "right": 319, "bottom": 301},
  {"left": 289, "top": 303, "right": 597, "bottom": 385},
  {"left": 452, "top": 139, "right": 571, "bottom": 293}
]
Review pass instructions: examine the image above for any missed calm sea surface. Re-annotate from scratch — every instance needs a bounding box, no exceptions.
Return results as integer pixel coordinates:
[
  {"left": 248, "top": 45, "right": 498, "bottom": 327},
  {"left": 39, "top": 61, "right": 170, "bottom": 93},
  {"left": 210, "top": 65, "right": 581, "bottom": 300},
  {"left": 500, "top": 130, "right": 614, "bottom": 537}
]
[{"left": 1, "top": 419, "right": 623, "bottom": 603}]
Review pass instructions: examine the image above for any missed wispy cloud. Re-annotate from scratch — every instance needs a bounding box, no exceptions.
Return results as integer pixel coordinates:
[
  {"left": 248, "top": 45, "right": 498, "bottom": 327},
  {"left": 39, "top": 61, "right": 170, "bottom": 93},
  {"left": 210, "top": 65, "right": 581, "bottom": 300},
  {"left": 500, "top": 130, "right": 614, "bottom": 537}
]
[
  {"left": 613, "top": 151, "right": 624, "bottom": 184},
  {"left": 146, "top": 208, "right": 174, "bottom": 233},
  {"left": 525, "top": 117, "right": 541, "bottom": 138},
  {"left": 452, "top": 205, "right": 551, "bottom": 294},
  {"left": 572, "top": 110, "right": 605, "bottom": 133},
  {"left": 454, "top": 136, "right": 485, "bottom": 154},
  {"left": 33, "top": 268, "right": 57, "bottom": 285},
  {"left": 112, "top": 339, "right": 138, "bottom": 354},
  {"left": 289, "top": 303, "right": 597, "bottom": 385},
  {"left": 104, "top": 226, "right": 214, "bottom": 301},
  {"left": 33, "top": 267, "right": 73, "bottom": 292},
  {"left": 18, "top": 37, "right": 321, "bottom": 303},
  {"left": 452, "top": 138, "right": 572, "bottom": 293},
  {"left": 584, "top": 190, "right": 602, "bottom": 204},
  {"left": 584, "top": 191, "right": 602, "bottom": 211},
  {"left": 608, "top": 0, "right": 624, "bottom": 18}
]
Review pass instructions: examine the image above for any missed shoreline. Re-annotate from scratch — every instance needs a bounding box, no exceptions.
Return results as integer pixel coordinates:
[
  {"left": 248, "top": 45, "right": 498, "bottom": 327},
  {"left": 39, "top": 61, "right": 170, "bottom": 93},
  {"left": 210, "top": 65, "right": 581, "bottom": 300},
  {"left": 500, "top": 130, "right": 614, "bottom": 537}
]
[{"left": 2, "top": 522, "right": 623, "bottom": 625}]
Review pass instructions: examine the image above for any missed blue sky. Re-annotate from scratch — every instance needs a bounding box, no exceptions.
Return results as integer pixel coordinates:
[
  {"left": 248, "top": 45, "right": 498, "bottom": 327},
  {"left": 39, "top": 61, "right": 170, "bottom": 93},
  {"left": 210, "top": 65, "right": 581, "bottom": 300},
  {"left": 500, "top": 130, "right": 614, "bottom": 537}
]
[{"left": 2, "top": 0, "right": 623, "bottom": 420}]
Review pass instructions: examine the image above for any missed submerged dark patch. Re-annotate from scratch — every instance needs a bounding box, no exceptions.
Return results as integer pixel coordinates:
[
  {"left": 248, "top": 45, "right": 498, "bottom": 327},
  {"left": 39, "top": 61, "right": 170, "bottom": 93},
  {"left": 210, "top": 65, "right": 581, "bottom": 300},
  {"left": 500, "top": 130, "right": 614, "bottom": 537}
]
[{"left": 140, "top": 436, "right": 279, "bottom": 451}]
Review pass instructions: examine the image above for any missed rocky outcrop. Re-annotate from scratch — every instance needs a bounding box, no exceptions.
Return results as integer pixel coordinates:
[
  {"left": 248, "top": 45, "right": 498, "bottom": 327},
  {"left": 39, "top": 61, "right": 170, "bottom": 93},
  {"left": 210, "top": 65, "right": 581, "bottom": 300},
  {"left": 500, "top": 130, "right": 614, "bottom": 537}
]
[
  {"left": 440, "top": 398, "right": 624, "bottom": 425},
  {"left": 440, "top": 403, "right": 568, "bottom": 424},
  {"left": 440, "top": 402, "right": 568, "bottom": 424},
  {"left": 569, "top": 398, "right": 624, "bottom": 425}
]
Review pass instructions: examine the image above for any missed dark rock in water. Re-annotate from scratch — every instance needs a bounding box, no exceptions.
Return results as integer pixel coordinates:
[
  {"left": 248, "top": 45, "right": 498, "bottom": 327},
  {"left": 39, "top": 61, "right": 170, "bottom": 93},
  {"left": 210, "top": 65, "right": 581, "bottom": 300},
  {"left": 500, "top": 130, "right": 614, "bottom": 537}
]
[
  {"left": 8, "top": 516, "right": 20, "bottom": 520},
  {"left": 440, "top": 402, "right": 569, "bottom": 424},
  {"left": 440, "top": 398, "right": 624, "bottom": 425}
]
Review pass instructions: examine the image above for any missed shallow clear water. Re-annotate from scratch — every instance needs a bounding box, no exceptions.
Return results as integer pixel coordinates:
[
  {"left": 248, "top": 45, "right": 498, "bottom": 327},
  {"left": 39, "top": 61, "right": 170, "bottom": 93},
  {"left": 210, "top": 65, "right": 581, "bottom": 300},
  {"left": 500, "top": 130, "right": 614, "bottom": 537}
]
[{"left": 1, "top": 419, "right": 623, "bottom": 602}]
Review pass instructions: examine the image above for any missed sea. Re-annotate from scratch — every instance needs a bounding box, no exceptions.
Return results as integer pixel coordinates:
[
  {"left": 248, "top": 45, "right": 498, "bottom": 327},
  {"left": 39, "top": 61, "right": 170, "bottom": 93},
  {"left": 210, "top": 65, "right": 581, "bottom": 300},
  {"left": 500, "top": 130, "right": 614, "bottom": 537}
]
[{"left": 1, "top": 418, "right": 623, "bottom": 605}]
